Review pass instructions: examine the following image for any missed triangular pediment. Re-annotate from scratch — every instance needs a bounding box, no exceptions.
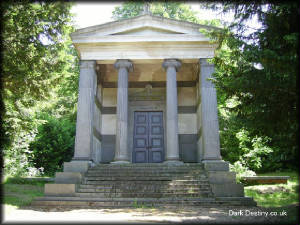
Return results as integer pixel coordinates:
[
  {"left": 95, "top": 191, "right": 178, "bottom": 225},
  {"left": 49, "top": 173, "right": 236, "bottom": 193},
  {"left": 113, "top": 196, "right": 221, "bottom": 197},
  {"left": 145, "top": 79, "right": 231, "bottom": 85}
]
[
  {"left": 71, "top": 14, "right": 217, "bottom": 39},
  {"left": 111, "top": 26, "right": 183, "bottom": 35}
]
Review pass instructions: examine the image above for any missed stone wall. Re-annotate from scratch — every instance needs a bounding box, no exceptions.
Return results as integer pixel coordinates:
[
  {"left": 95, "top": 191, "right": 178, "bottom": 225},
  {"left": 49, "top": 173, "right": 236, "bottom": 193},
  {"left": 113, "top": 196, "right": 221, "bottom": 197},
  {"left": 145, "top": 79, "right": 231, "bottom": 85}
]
[
  {"left": 92, "top": 83, "right": 102, "bottom": 163},
  {"left": 196, "top": 79, "right": 203, "bottom": 162},
  {"left": 99, "top": 85, "right": 199, "bottom": 163}
]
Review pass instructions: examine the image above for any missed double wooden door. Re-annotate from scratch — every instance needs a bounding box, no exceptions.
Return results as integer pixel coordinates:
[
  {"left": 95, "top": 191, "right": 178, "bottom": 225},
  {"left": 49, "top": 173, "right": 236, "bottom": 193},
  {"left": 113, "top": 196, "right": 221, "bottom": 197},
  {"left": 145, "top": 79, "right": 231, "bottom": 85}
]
[{"left": 133, "top": 111, "right": 164, "bottom": 163}]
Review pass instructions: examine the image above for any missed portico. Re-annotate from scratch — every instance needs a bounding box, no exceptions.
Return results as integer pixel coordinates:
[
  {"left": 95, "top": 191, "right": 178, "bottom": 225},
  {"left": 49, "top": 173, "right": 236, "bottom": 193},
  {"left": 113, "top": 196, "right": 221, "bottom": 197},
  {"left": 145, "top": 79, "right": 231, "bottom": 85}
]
[{"left": 69, "top": 13, "right": 226, "bottom": 167}]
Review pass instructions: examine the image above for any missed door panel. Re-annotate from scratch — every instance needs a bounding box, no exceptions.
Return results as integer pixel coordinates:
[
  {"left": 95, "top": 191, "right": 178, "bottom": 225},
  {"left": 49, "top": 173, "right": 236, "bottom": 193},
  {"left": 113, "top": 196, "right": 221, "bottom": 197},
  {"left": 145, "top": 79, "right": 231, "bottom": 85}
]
[
  {"left": 133, "top": 111, "right": 164, "bottom": 163},
  {"left": 133, "top": 112, "right": 148, "bottom": 163},
  {"left": 148, "top": 112, "right": 164, "bottom": 163}
]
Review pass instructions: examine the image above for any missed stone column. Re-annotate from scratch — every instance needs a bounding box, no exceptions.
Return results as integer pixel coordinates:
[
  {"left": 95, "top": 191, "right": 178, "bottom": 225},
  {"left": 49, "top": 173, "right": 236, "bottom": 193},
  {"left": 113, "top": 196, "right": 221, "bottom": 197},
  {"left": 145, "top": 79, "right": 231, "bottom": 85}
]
[
  {"left": 73, "top": 60, "right": 97, "bottom": 162},
  {"left": 112, "top": 59, "right": 133, "bottom": 163},
  {"left": 44, "top": 61, "right": 97, "bottom": 194},
  {"left": 162, "top": 59, "right": 182, "bottom": 163},
  {"left": 200, "top": 59, "right": 228, "bottom": 171}
]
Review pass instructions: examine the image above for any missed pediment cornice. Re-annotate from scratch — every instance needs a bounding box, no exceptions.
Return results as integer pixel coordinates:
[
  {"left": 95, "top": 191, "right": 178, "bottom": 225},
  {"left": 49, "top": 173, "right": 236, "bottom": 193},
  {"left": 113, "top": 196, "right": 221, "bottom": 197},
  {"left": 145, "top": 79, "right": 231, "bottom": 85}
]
[{"left": 71, "top": 14, "right": 218, "bottom": 39}]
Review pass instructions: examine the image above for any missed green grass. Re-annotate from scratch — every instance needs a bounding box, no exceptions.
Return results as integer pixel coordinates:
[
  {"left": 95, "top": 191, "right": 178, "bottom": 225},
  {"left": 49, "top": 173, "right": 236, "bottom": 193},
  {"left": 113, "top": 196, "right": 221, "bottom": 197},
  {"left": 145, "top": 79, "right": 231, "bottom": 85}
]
[
  {"left": 244, "top": 171, "right": 299, "bottom": 208},
  {"left": 3, "top": 177, "right": 53, "bottom": 209},
  {"left": 244, "top": 171, "right": 299, "bottom": 224}
]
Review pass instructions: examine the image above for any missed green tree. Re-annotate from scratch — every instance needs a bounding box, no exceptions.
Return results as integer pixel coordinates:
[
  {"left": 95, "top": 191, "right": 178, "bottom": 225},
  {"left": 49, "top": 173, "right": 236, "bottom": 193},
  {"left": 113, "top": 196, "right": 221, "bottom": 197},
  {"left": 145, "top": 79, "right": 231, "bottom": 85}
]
[
  {"left": 205, "top": 2, "right": 299, "bottom": 171},
  {"left": 28, "top": 113, "right": 75, "bottom": 176},
  {"left": 1, "top": 1, "right": 78, "bottom": 176},
  {"left": 2, "top": 1, "right": 75, "bottom": 133},
  {"left": 112, "top": 1, "right": 200, "bottom": 23}
]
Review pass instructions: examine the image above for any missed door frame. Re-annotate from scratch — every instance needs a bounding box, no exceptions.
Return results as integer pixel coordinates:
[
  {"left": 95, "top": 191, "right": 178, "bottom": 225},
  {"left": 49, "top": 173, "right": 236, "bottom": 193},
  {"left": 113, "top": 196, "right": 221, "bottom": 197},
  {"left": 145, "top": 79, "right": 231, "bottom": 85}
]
[
  {"left": 128, "top": 100, "right": 166, "bottom": 163},
  {"left": 132, "top": 111, "right": 164, "bottom": 163}
]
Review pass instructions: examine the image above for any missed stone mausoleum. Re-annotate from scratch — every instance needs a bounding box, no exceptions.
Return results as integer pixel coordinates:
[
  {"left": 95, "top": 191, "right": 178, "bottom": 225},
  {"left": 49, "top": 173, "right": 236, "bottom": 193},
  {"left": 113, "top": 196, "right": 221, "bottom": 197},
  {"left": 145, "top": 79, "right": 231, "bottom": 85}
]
[
  {"left": 34, "top": 12, "right": 256, "bottom": 207},
  {"left": 72, "top": 13, "right": 224, "bottom": 166}
]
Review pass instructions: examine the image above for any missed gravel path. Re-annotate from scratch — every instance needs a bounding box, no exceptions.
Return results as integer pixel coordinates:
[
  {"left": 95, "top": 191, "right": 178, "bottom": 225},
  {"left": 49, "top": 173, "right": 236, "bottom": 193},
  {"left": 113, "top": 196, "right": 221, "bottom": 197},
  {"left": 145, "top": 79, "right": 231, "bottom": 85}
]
[{"left": 3, "top": 205, "right": 295, "bottom": 224}]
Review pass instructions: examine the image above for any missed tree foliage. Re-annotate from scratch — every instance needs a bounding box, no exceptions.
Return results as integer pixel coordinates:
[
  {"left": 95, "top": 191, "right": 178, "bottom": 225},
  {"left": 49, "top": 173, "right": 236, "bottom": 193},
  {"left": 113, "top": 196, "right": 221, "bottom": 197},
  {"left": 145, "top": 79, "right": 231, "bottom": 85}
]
[
  {"left": 1, "top": 1, "right": 79, "bottom": 176},
  {"left": 112, "top": 1, "right": 200, "bottom": 23},
  {"left": 205, "top": 2, "right": 299, "bottom": 171},
  {"left": 28, "top": 113, "right": 75, "bottom": 175}
]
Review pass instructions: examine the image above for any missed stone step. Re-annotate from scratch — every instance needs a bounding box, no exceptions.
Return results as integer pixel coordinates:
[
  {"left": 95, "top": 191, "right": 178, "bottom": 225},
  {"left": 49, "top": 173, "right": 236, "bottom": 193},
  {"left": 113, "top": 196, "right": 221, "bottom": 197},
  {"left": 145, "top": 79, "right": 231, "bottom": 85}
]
[
  {"left": 89, "top": 167, "right": 204, "bottom": 171},
  {"left": 86, "top": 170, "right": 205, "bottom": 173},
  {"left": 86, "top": 171, "right": 205, "bottom": 176},
  {"left": 77, "top": 188, "right": 212, "bottom": 193},
  {"left": 86, "top": 172, "right": 206, "bottom": 175},
  {"left": 84, "top": 177, "right": 171, "bottom": 181},
  {"left": 84, "top": 180, "right": 209, "bottom": 185},
  {"left": 90, "top": 163, "right": 204, "bottom": 168},
  {"left": 74, "top": 192, "right": 213, "bottom": 198},
  {"left": 84, "top": 174, "right": 207, "bottom": 181},
  {"left": 77, "top": 187, "right": 211, "bottom": 193},
  {"left": 79, "top": 184, "right": 211, "bottom": 190},
  {"left": 84, "top": 176, "right": 209, "bottom": 181},
  {"left": 89, "top": 166, "right": 204, "bottom": 169},
  {"left": 85, "top": 171, "right": 206, "bottom": 176},
  {"left": 32, "top": 196, "right": 257, "bottom": 207},
  {"left": 88, "top": 168, "right": 204, "bottom": 172}
]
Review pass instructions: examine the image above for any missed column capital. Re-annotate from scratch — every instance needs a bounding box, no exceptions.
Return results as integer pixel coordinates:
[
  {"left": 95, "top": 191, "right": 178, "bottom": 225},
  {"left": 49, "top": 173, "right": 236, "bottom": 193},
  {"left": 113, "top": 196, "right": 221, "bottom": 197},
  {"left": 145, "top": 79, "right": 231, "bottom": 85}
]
[
  {"left": 80, "top": 60, "right": 96, "bottom": 69},
  {"left": 199, "top": 58, "right": 214, "bottom": 67},
  {"left": 162, "top": 59, "right": 181, "bottom": 72},
  {"left": 114, "top": 59, "right": 133, "bottom": 72}
]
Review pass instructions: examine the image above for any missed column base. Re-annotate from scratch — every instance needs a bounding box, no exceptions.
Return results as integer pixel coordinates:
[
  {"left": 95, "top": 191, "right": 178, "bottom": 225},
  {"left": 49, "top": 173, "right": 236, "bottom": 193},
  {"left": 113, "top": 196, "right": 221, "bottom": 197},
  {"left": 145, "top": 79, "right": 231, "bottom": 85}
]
[
  {"left": 63, "top": 160, "right": 92, "bottom": 173},
  {"left": 202, "top": 159, "right": 229, "bottom": 171},
  {"left": 55, "top": 172, "right": 82, "bottom": 184},
  {"left": 163, "top": 160, "right": 184, "bottom": 165},
  {"left": 111, "top": 160, "right": 130, "bottom": 164}
]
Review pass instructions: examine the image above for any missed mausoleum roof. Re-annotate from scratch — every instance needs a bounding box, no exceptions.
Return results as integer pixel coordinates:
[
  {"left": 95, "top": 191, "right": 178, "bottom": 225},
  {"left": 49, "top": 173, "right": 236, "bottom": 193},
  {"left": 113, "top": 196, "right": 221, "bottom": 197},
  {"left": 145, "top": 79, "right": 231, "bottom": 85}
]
[
  {"left": 71, "top": 13, "right": 217, "bottom": 42},
  {"left": 71, "top": 13, "right": 218, "bottom": 62},
  {"left": 72, "top": 13, "right": 218, "bottom": 35}
]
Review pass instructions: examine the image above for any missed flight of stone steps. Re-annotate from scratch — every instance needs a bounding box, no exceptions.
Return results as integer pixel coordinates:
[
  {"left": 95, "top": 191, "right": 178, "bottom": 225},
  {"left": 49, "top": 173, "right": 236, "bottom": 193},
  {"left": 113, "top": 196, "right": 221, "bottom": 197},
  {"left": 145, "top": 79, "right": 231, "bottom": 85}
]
[{"left": 33, "top": 163, "right": 256, "bottom": 208}]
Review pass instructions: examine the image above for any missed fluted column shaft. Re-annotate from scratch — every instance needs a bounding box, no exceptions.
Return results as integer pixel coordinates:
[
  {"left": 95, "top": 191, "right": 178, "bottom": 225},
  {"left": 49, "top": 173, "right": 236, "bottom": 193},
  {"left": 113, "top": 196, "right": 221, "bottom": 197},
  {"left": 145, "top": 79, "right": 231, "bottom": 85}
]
[
  {"left": 73, "top": 60, "right": 97, "bottom": 161},
  {"left": 200, "top": 58, "right": 222, "bottom": 161},
  {"left": 163, "top": 59, "right": 181, "bottom": 162},
  {"left": 113, "top": 59, "right": 133, "bottom": 163}
]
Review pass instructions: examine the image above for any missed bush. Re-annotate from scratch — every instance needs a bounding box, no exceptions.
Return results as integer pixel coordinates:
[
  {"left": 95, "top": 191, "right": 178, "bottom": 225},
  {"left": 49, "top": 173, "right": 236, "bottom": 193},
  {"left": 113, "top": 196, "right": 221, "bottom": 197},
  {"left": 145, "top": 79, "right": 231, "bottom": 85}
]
[
  {"left": 230, "top": 161, "right": 256, "bottom": 183},
  {"left": 28, "top": 113, "right": 75, "bottom": 176},
  {"left": 3, "top": 130, "right": 43, "bottom": 177},
  {"left": 236, "top": 129, "right": 273, "bottom": 170},
  {"left": 220, "top": 123, "right": 274, "bottom": 172}
]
